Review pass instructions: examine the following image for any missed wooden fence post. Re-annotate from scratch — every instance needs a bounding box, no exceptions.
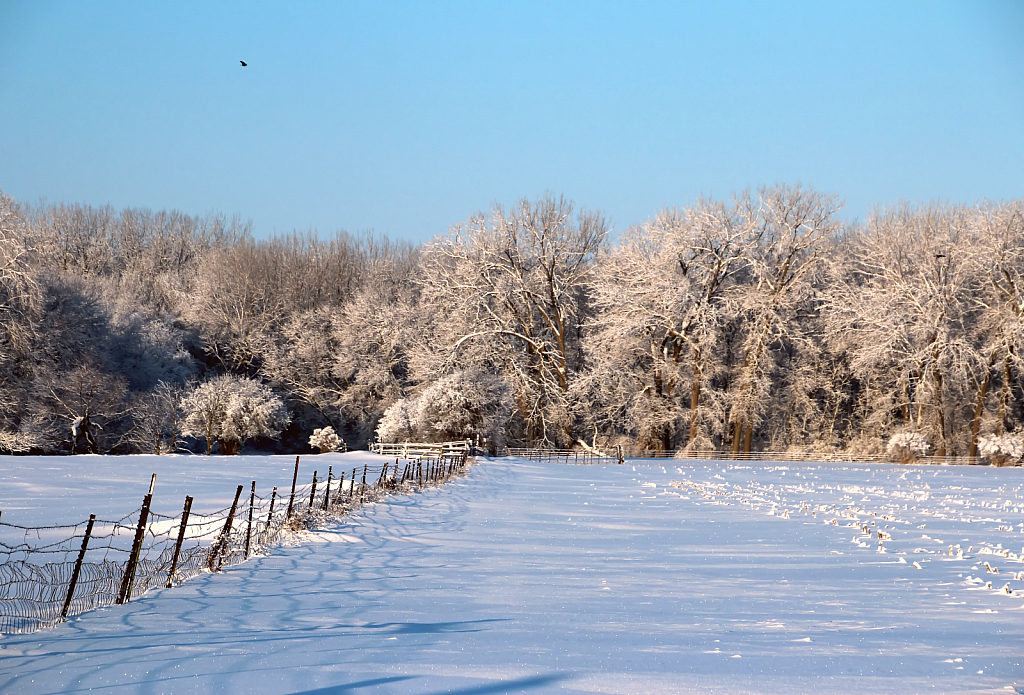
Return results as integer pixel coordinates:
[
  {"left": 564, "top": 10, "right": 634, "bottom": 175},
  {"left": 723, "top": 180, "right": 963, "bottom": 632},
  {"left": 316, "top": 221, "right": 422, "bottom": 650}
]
[
  {"left": 209, "top": 484, "right": 244, "bottom": 572},
  {"left": 286, "top": 456, "right": 300, "bottom": 520},
  {"left": 166, "top": 496, "right": 193, "bottom": 588},
  {"left": 118, "top": 474, "right": 156, "bottom": 604},
  {"left": 323, "top": 466, "right": 333, "bottom": 511},
  {"left": 308, "top": 471, "right": 318, "bottom": 511},
  {"left": 245, "top": 481, "right": 255, "bottom": 558},
  {"left": 264, "top": 487, "right": 277, "bottom": 543},
  {"left": 360, "top": 465, "right": 367, "bottom": 503},
  {"left": 350, "top": 468, "right": 356, "bottom": 502},
  {"left": 61, "top": 514, "right": 95, "bottom": 619}
]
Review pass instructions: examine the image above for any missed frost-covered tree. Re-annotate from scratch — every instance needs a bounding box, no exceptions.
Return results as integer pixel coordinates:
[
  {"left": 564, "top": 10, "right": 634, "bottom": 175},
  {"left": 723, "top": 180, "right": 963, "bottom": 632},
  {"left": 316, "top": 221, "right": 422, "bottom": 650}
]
[
  {"left": 826, "top": 204, "right": 982, "bottom": 456},
  {"left": 585, "top": 197, "right": 753, "bottom": 451},
  {"left": 727, "top": 185, "right": 839, "bottom": 454},
  {"left": 129, "top": 380, "right": 186, "bottom": 454},
  {"left": 42, "top": 364, "right": 131, "bottom": 454},
  {"left": 375, "top": 398, "right": 418, "bottom": 444},
  {"left": 422, "top": 196, "right": 605, "bottom": 446},
  {"left": 967, "top": 202, "right": 1024, "bottom": 454},
  {"left": 180, "top": 374, "right": 290, "bottom": 454}
]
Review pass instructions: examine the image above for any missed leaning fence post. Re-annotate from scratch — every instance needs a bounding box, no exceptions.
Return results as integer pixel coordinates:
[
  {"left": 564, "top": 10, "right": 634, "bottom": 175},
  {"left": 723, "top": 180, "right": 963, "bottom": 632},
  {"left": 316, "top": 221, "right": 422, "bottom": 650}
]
[
  {"left": 349, "top": 468, "right": 356, "bottom": 502},
  {"left": 166, "top": 496, "right": 193, "bottom": 588},
  {"left": 61, "top": 513, "right": 95, "bottom": 619},
  {"left": 286, "top": 455, "right": 300, "bottom": 520},
  {"left": 308, "top": 471, "right": 318, "bottom": 511},
  {"left": 209, "top": 484, "right": 244, "bottom": 572},
  {"left": 360, "top": 465, "right": 367, "bottom": 503},
  {"left": 118, "top": 474, "right": 156, "bottom": 604},
  {"left": 245, "top": 481, "right": 255, "bottom": 558},
  {"left": 323, "top": 466, "right": 333, "bottom": 511}
]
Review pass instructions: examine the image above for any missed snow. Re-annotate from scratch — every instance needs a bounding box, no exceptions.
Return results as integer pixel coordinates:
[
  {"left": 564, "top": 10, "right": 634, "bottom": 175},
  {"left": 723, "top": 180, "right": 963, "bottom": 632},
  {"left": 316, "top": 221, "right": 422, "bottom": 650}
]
[
  {"left": 0, "top": 452, "right": 384, "bottom": 525},
  {"left": 1, "top": 456, "right": 1023, "bottom": 693}
]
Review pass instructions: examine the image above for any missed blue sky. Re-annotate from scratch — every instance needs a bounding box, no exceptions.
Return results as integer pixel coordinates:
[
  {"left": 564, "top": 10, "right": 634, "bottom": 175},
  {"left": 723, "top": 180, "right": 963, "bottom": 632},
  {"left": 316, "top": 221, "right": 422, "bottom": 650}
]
[{"left": 1, "top": 1, "right": 1022, "bottom": 243}]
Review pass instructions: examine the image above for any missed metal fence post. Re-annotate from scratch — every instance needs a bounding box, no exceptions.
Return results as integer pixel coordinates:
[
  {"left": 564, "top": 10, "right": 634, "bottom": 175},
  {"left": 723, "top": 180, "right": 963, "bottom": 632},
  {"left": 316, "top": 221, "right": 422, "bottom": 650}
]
[
  {"left": 286, "top": 455, "right": 300, "bottom": 520},
  {"left": 264, "top": 486, "right": 277, "bottom": 544},
  {"left": 118, "top": 474, "right": 156, "bottom": 604},
  {"left": 245, "top": 481, "right": 255, "bottom": 558},
  {"left": 334, "top": 471, "right": 345, "bottom": 507},
  {"left": 209, "top": 484, "right": 244, "bottom": 572},
  {"left": 308, "top": 471, "right": 318, "bottom": 511},
  {"left": 61, "top": 514, "right": 95, "bottom": 619},
  {"left": 323, "top": 467, "right": 333, "bottom": 511},
  {"left": 166, "top": 496, "right": 193, "bottom": 588}
]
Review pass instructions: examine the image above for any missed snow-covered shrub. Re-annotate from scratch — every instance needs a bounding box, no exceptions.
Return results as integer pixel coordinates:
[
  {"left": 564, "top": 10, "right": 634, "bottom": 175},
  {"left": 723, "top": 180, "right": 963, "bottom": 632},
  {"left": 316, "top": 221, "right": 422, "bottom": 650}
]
[
  {"left": 886, "top": 432, "right": 930, "bottom": 464},
  {"left": 676, "top": 435, "right": 714, "bottom": 458},
  {"left": 844, "top": 434, "right": 885, "bottom": 460},
  {"left": 309, "top": 426, "right": 343, "bottom": 453},
  {"left": 977, "top": 433, "right": 1024, "bottom": 467},
  {"left": 180, "top": 374, "right": 290, "bottom": 455},
  {"left": 375, "top": 371, "right": 510, "bottom": 445}
]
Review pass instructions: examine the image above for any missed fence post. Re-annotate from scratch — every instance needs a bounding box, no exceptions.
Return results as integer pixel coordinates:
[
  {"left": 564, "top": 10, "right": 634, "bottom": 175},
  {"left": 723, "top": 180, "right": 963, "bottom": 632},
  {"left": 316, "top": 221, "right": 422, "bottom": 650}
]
[
  {"left": 166, "top": 496, "right": 193, "bottom": 588},
  {"left": 118, "top": 474, "right": 156, "bottom": 604},
  {"left": 418, "top": 461, "right": 423, "bottom": 488},
  {"left": 61, "top": 514, "right": 95, "bottom": 619},
  {"left": 308, "top": 471, "right": 318, "bottom": 511},
  {"left": 334, "top": 471, "right": 345, "bottom": 507},
  {"left": 245, "top": 481, "right": 255, "bottom": 558},
  {"left": 264, "top": 486, "right": 277, "bottom": 543},
  {"left": 360, "top": 465, "right": 367, "bottom": 503},
  {"left": 350, "top": 468, "right": 357, "bottom": 502},
  {"left": 286, "top": 455, "right": 300, "bottom": 520},
  {"left": 323, "top": 466, "right": 333, "bottom": 511},
  {"left": 209, "top": 484, "right": 244, "bottom": 572}
]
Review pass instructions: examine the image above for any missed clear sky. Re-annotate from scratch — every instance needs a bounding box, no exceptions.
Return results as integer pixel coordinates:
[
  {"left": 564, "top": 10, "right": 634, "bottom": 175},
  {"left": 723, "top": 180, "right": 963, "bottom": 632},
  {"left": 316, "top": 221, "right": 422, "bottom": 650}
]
[{"left": 1, "top": 1, "right": 1022, "bottom": 243}]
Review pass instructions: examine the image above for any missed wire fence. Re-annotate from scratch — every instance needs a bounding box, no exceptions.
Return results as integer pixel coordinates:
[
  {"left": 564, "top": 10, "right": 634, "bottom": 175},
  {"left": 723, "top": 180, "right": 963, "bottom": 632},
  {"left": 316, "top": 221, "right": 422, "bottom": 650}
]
[
  {"left": 0, "top": 451, "right": 469, "bottom": 635},
  {"left": 505, "top": 447, "right": 1016, "bottom": 466}
]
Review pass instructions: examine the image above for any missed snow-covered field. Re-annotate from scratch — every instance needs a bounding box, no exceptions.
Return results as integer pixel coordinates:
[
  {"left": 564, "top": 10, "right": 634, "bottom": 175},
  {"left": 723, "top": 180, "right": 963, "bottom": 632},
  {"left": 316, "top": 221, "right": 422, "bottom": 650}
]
[{"left": 1, "top": 456, "right": 1023, "bottom": 694}]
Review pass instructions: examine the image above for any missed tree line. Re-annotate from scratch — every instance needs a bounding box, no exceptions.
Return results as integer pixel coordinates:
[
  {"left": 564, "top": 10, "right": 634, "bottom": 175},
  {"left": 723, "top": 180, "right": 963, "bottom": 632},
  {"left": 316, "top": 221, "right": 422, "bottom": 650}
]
[{"left": 0, "top": 185, "right": 1021, "bottom": 457}]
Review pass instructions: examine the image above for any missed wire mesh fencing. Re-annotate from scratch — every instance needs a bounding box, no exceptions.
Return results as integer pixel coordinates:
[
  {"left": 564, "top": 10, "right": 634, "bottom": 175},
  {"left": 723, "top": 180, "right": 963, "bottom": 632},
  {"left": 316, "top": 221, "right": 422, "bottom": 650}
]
[{"left": 0, "top": 451, "right": 470, "bottom": 635}]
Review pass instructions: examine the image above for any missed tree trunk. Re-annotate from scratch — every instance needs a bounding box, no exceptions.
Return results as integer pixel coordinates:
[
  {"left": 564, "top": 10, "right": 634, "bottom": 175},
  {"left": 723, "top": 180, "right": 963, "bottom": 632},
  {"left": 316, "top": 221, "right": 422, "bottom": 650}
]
[
  {"left": 731, "top": 417, "right": 743, "bottom": 456},
  {"left": 688, "top": 360, "right": 701, "bottom": 444},
  {"left": 969, "top": 365, "right": 993, "bottom": 458},
  {"left": 933, "top": 362, "right": 945, "bottom": 457},
  {"left": 998, "top": 350, "right": 1014, "bottom": 435}
]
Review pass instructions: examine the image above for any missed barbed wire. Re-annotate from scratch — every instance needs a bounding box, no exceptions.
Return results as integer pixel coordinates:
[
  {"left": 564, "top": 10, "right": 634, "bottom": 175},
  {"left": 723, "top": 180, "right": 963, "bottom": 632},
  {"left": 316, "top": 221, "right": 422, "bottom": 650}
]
[{"left": 0, "top": 451, "right": 469, "bottom": 635}]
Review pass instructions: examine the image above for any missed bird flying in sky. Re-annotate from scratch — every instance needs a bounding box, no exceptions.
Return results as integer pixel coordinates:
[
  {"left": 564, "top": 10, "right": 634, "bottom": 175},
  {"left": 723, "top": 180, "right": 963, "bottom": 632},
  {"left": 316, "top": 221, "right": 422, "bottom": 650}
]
[{"left": 240, "top": 61, "right": 247, "bottom": 67}]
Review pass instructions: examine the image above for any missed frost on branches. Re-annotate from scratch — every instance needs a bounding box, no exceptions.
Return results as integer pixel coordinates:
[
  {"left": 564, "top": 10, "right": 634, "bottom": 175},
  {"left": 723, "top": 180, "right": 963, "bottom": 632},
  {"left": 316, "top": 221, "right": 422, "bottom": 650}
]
[
  {"left": 309, "top": 426, "right": 343, "bottom": 453},
  {"left": 375, "top": 371, "right": 509, "bottom": 449},
  {"left": 976, "top": 433, "right": 1024, "bottom": 467},
  {"left": 887, "top": 432, "right": 930, "bottom": 464},
  {"left": 180, "top": 374, "right": 290, "bottom": 455}
]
